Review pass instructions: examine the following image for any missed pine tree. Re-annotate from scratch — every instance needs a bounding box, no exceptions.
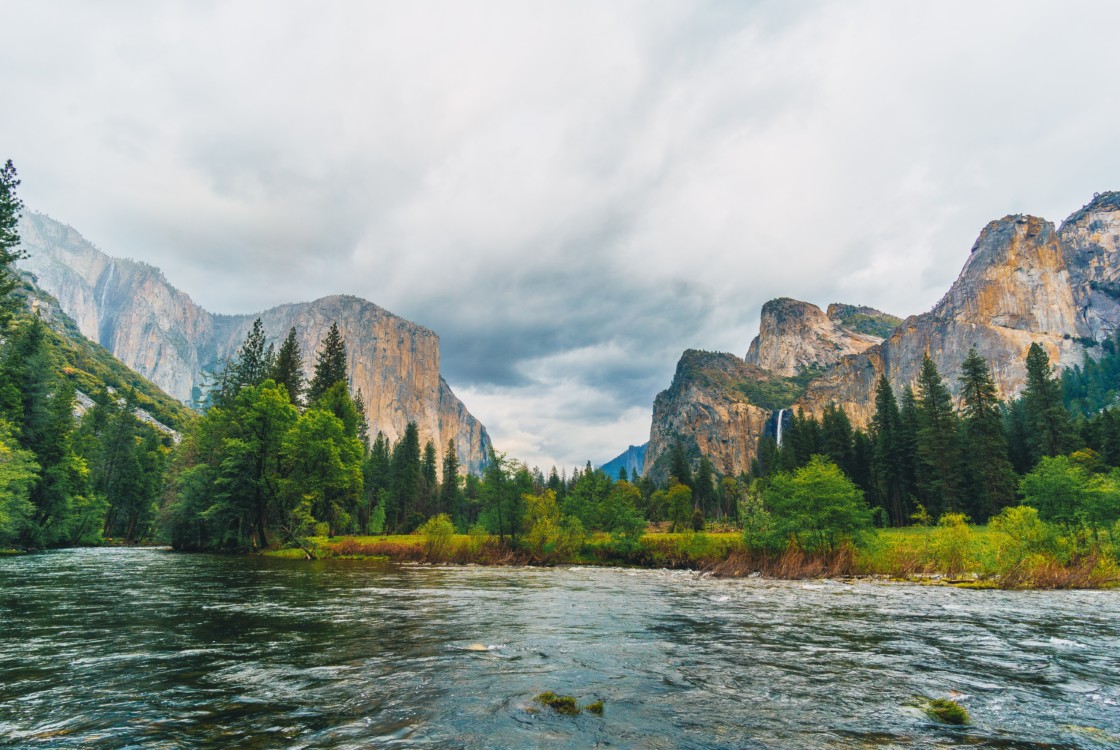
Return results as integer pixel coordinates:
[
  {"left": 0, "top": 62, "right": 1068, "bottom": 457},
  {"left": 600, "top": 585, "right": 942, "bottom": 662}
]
[
  {"left": 420, "top": 438, "right": 438, "bottom": 515},
  {"left": 390, "top": 422, "right": 421, "bottom": 530},
  {"left": 914, "top": 355, "right": 963, "bottom": 516},
  {"left": 308, "top": 322, "right": 348, "bottom": 404},
  {"left": 694, "top": 455, "right": 715, "bottom": 515},
  {"left": 870, "top": 375, "right": 908, "bottom": 526},
  {"left": 668, "top": 440, "right": 693, "bottom": 488},
  {"left": 958, "top": 349, "right": 1017, "bottom": 520},
  {"left": 1022, "top": 343, "right": 1075, "bottom": 464},
  {"left": 270, "top": 327, "right": 305, "bottom": 406},
  {"left": 352, "top": 389, "right": 370, "bottom": 448},
  {"left": 440, "top": 440, "right": 462, "bottom": 521},
  {"left": 820, "top": 403, "right": 855, "bottom": 477},
  {"left": 0, "top": 160, "right": 26, "bottom": 328},
  {"left": 235, "top": 319, "right": 272, "bottom": 388}
]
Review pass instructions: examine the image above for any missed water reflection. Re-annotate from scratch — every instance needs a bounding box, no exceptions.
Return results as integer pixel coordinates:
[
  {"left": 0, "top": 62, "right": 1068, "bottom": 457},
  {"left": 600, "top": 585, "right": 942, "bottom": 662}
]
[{"left": 0, "top": 549, "right": 1117, "bottom": 748}]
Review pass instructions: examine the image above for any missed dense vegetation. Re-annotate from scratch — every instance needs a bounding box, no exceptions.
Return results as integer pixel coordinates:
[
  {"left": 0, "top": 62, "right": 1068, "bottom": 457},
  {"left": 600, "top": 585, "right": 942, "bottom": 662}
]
[
  {"left": 0, "top": 161, "right": 174, "bottom": 548},
  {"left": 2, "top": 159, "right": 1117, "bottom": 586}
]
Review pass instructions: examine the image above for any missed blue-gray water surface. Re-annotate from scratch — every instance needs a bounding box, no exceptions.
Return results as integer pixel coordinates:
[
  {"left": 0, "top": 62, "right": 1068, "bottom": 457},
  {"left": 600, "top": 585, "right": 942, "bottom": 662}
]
[{"left": 1, "top": 548, "right": 1118, "bottom": 749}]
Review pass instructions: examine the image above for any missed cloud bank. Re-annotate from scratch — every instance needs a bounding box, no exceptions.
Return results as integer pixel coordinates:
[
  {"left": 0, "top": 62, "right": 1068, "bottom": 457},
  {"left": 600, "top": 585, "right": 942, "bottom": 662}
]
[{"left": 3, "top": 0, "right": 1119, "bottom": 469}]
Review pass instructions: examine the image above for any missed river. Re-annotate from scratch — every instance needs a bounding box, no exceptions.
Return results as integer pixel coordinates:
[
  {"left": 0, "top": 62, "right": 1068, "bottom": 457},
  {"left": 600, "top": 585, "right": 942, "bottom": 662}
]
[{"left": 1, "top": 548, "right": 1118, "bottom": 748}]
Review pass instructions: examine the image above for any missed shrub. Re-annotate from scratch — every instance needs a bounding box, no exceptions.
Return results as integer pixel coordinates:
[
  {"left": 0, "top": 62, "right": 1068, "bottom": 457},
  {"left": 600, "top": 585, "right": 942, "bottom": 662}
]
[
  {"left": 929, "top": 513, "right": 974, "bottom": 576},
  {"left": 418, "top": 513, "right": 455, "bottom": 561}
]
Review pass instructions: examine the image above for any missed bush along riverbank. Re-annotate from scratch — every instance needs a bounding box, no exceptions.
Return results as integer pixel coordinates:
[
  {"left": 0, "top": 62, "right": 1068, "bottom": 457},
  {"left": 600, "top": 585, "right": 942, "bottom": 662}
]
[{"left": 264, "top": 505, "right": 1120, "bottom": 590}]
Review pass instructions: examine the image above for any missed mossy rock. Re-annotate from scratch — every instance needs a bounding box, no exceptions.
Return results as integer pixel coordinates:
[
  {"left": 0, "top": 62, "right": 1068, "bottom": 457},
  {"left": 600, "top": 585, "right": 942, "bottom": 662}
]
[
  {"left": 585, "top": 700, "right": 604, "bottom": 715},
  {"left": 534, "top": 692, "right": 580, "bottom": 715},
  {"left": 925, "top": 698, "right": 970, "bottom": 725}
]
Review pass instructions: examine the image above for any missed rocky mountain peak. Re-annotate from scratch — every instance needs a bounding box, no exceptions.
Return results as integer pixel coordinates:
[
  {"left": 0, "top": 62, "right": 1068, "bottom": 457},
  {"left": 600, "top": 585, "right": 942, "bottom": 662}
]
[
  {"left": 744, "top": 297, "right": 885, "bottom": 377},
  {"left": 18, "top": 212, "right": 492, "bottom": 474}
]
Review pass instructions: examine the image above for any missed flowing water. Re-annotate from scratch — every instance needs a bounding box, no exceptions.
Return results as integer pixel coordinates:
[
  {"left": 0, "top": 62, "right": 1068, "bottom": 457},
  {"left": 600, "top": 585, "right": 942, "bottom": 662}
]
[{"left": 1, "top": 549, "right": 1118, "bottom": 749}]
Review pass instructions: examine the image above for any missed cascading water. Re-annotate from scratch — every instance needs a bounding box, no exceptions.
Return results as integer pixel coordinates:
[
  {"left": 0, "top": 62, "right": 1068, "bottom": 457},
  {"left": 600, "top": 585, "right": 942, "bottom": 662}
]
[{"left": 775, "top": 408, "right": 787, "bottom": 447}]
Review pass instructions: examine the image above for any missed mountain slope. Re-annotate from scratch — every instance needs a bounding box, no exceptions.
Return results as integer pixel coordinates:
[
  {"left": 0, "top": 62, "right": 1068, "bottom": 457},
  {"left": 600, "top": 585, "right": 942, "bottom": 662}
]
[
  {"left": 17, "top": 213, "right": 491, "bottom": 473},
  {"left": 643, "top": 191, "right": 1120, "bottom": 477}
]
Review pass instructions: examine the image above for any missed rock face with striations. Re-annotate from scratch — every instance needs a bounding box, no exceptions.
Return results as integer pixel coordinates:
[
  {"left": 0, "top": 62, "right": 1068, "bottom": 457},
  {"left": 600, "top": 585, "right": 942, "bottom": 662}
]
[
  {"left": 643, "top": 192, "right": 1120, "bottom": 477},
  {"left": 645, "top": 350, "right": 775, "bottom": 481},
  {"left": 797, "top": 211, "right": 1095, "bottom": 426},
  {"left": 744, "top": 298, "right": 894, "bottom": 377},
  {"left": 18, "top": 212, "right": 492, "bottom": 474}
]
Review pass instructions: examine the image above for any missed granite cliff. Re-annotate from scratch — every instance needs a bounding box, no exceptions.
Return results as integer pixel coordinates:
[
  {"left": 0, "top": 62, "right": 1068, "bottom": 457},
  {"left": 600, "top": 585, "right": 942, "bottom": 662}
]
[
  {"left": 744, "top": 298, "right": 896, "bottom": 376},
  {"left": 642, "top": 192, "right": 1120, "bottom": 477},
  {"left": 18, "top": 212, "right": 492, "bottom": 474}
]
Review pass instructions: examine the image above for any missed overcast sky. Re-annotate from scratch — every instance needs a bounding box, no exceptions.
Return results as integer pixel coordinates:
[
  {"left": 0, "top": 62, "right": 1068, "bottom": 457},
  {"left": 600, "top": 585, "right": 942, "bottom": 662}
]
[{"left": 3, "top": 1, "right": 1119, "bottom": 470}]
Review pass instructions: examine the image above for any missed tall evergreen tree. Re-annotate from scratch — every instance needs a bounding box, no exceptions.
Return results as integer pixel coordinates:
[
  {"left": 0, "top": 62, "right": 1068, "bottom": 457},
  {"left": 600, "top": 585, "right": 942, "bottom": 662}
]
[
  {"left": 914, "top": 355, "right": 963, "bottom": 516},
  {"left": 958, "top": 349, "right": 1017, "bottom": 520},
  {"left": 898, "top": 386, "right": 920, "bottom": 511},
  {"left": 871, "top": 375, "right": 908, "bottom": 525},
  {"left": 668, "top": 440, "right": 693, "bottom": 488},
  {"left": 390, "top": 422, "right": 421, "bottom": 530},
  {"left": 270, "top": 327, "right": 305, "bottom": 406},
  {"left": 308, "top": 322, "right": 348, "bottom": 404},
  {"left": 440, "top": 440, "right": 462, "bottom": 520},
  {"left": 820, "top": 402, "right": 855, "bottom": 478},
  {"left": 0, "top": 159, "right": 26, "bottom": 328},
  {"left": 1022, "top": 343, "right": 1075, "bottom": 464},
  {"left": 234, "top": 318, "right": 273, "bottom": 388},
  {"left": 694, "top": 455, "right": 715, "bottom": 515},
  {"left": 420, "top": 438, "right": 438, "bottom": 515}
]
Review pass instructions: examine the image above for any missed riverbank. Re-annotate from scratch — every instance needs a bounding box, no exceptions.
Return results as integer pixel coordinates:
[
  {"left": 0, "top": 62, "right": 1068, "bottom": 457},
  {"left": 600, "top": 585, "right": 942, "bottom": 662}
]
[{"left": 262, "top": 525, "right": 1120, "bottom": 590}]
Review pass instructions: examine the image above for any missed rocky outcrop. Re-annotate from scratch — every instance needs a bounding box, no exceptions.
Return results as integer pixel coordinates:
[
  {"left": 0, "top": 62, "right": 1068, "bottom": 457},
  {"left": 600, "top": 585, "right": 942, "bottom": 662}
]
[
  {"left": 745, "top": 298, "right": 890, "bottom": 376},
  {"left": 1060, "top": 192, "right": 1120, "bottom": 340},
  {"left": 644, "top": 192, "right": 1120, "bottom": 476},
  {"left": 18, "top": 212, "right": 492, "bottom": 474},
  {"left": 645, "top": 351, "right": 775, "bottom": 481},
  {"left": 797, "top": 212, "right": 1093, "bottom": 426}
]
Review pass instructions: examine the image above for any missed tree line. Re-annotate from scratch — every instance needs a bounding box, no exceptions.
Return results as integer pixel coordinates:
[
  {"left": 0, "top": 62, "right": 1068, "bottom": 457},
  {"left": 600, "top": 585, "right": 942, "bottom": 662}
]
[{"left": 0, "top": 161, "right": 172, "bottom": 549}]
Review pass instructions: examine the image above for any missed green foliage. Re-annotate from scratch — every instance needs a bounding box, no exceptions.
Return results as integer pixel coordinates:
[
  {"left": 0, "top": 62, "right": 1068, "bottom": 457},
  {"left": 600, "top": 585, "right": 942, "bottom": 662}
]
[
  {"left": 0, "top": 419, "right": 38, "bottom": 546},
  {"left": 1062, "top": 334, "right": 1120, "bottom": 416},
  {"left": 914, "top": 355, "right": 964, "bottom": 517},
  {"left": 0, "top": 159, "right": 27, "bottom": 328},
  {"left": 307, "top": 322, "right": 348, "bottom": 404},
  {"left": 418, "top": 513, "right": 455, "bottom": 561},
  {"left": 1022, "top": 343, "right": 1076, "bottom": 463},
  {"left": 827, "top": 304, "right": 902, "bottom": 338},
  {"left": 522, "top": 490, "right": 585, "bottom": 562},
  {"left": 760, "top": 456, "right": 872, "bottom": 553},
  {"left": 958, "top": 349, "right": 1017, "bottom": 520},
  {"left": 929, "top": 513, "right": 974, "bottom": 576},
  {"left": 269, "top": 327, "right": 304, "bottom": 407},
  {"left": 1020, "top": 455, "right": 1120, "bottom": 531},
  {"left": 989, "top": 506, "right": 1056, "bottom": 568},
  {"left": 735, "top": 367, "right": 821, "bottom": 411}
]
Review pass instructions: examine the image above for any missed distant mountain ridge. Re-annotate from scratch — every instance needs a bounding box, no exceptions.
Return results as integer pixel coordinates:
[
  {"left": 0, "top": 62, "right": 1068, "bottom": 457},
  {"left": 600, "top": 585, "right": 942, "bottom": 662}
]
[
  {"left": 641, "top": 191, "right": 1120, "bottom": 478},
  {"left": 600, "top": 443, "right": 647, "bottom": 478},
  {"left": 18, "top": 212, "right": 492, "bottom": 474}
]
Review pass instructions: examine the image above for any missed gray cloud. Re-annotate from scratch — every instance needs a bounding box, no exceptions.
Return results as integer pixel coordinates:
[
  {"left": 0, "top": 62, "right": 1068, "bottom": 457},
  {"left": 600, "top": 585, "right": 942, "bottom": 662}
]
[{"left": 3, "top": 0, "right": 1120, "bottom": 470}]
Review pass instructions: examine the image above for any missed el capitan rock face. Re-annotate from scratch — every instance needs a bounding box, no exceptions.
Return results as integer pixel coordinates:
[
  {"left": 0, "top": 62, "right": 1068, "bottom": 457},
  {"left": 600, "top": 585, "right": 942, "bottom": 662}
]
[
  {"left": 18, "top": 212, "right": 492, "bottom": 474},
  {"left": 644, "top": 192, "right": 1120, "bottom": 477}
]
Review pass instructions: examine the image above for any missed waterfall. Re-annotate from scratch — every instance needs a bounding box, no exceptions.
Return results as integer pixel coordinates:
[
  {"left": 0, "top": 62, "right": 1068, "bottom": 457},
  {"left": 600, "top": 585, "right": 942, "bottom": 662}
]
[
  {"left": 776, "top": 408, "right": 787, "bottom": 448},
  {"left": 98, "top": 262, "right": 115, "bottom": 312}
]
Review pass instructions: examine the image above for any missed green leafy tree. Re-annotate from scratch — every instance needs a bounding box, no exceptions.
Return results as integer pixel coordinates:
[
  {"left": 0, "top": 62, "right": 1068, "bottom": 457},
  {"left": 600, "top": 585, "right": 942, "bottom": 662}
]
[
  {"left": 694, "top": 455, "right": 716, "bottom": 516},
  {"left": 281, "top": 406, "right": 363, "bottom": 536},
  {"left": 666, "top": 480, "right": 693, "bottom": 532},
  {"left": 761, "top": 456, "right": 872, "bottom": 552},
  {"left": 0, "top": 418, "right": 38, "bottom": 546}
]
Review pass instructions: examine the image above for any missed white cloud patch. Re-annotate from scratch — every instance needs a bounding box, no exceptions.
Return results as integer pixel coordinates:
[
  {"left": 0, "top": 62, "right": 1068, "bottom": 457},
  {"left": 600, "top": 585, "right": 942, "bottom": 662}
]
[{"left": 2, "top": 0, "right": 1119, "bottom": 467}]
